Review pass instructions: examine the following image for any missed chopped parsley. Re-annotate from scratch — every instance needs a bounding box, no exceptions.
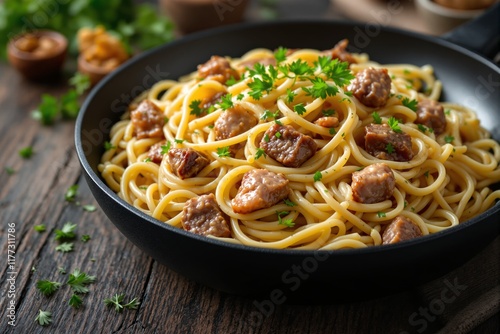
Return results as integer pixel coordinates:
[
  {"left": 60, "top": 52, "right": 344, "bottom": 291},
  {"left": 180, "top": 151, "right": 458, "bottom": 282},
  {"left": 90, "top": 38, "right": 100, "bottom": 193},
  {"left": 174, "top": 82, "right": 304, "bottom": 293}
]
[
  {"left": 329, "top": 128, "right": 337, "bottom": 135},
  {"left": 275, "top": 132, "right": 282, "bottom": 139},
  {"left": 302, "top": 77, "right": 338, "bottom": 99},
  {"left": 386, "top": 143, "right": 395, "bottom": 154},
  {"left": 219, "top": 93, "right": 234, "bottom": 110},
  {"left": 189, "top": 100, "right": 204, "bottom": 116},
  {"left": 372, "top": 111, "right": 382, "bottom": 124},
  {"left": 424, "top": 171, "right": 429, "bottom": 178},
  {"left": 174, "top": 139, "right": 185, "bottom": 144},
  {"left": 216, "top": 147, "right": 231, "bottom": 157},
  {"left": 260, "top": 110, "right": 279, "bottom": 121},
  {"left": 65, "top": 185, "right": 79, "bottom": 202},
  {"left": 263, "top": 134, "right": 270, "bottom": 142},
  {"left": 5, "top": 166, "right": 15, "bottom": 175},
  {"left": 81, "top": 234, "right": 91, "bottom": 243},
  {"left": 294, "top": 103, "right": 307, "bottom": 115},
  {"left": 286, "top": 88, "right": 296, "bottom": 103},
  {"left": 104, "top": 141, "right": 116, "bottom": 150},
  {"left": 36, "top": 280, "right": 62, "bottom": 297},
  {"left": 34, "top": 224, "right": 46, "bottom": 233},
  {"left": 19, "top": 146, "right": 34, "bottom": 159},
  {"left": 82, "top": 205, "right": 96, "bottom": 212},
  {"left": 54, "top": 222, "right": 77, "bottom": 241},
  {"left": 225, "top": 76, "right": 239, "bottom": 86},
  {"left": 67, "top": 269, "right": 96, "bottom": 294},
  {"left": 55, "top": 242, "right": 74, "bottom": 253},
  {"left": 69, "top": 294, "right": 83, "bottom": 309},
  {"left": 255, "top": 148, "right": 267, "bottom": 159},
  {"left": 417, "top": 124, "right": 429, "bottom": 133},
  {"left": 444, "top": 109, "right": 451, "bottom": 115},
  {"left": 35, "top": 310, "right": 52, "bottom": 326},
  {"left": 402, "top": 97, "right": 418, "bottom": 112},
  {"left": 283, "top": 199, "right": 296, "bottom": 207},
  {"left": 104, "top": 293, "right": 140, "bottom": 313},
  {"left": 387, "top": 117, "right": 402, "bottom": 133},
  {"left": 322, "top": 109, "right": 335, "bottom": 116},
  {"left": 444, "top": 135, "right": 454, "bottom": 144},
  {"left": 276, "top": 211, "right": 294, "bottom": 227},
  {"left": 274, "top": 47, "right": 288, "bottom": 64},
  {"left": 313, "top": 171, "right": 323, "bottom": 182},
  {"left": 377, "top": 212, "right": 386, "bottom": 218},
  {"left": 161, "top": 142, "right": 171, "bottom": 154}
]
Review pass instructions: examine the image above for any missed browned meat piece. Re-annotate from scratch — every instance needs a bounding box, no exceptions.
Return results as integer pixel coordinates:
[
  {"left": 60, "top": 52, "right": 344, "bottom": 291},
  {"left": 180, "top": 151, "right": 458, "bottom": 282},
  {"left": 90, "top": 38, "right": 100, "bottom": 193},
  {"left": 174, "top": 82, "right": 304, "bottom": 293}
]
[
  {"left": 351, "top": 163, "right": 395, "bottom": 204},
  {"left": 415, "top": 99, "right": 447, "bottom": 135},
  {"left": 197, "top": 55, "right": 240, "bottom": 85},
  {"left": 167, "top": 148, "right": 210, "bottom": 179},
  {"left": 260, "top": 124, "right": 318, "bottom": 168},
  {"left": 382, "top": 216, "right": 422, "bottom": 244},
  {"left": 232, "top": 169, "right": 290, "bottom": 214},
  {"left": 148, "top": 141, "right": 166, "bottom": 164},
  {"left": 214, "top": 105, "right": 258, "bottom": 155},
  {"left": 182, "top": 193, "right": 231, "bottom": 237},
  {"left": 314, "top": 116, "right": 339, "bottom": 128},
  {"left": 131, "top": 100, "right": 165, "bottom": 139},
  {"left": 324, "top": 39, "right": 357, "bottom": 65},
  {"left": 365, "top": 124, "right": 414, "bottom": 162},
  {"left": 348, "top": 67, "right": 392, "bottom": 108}
]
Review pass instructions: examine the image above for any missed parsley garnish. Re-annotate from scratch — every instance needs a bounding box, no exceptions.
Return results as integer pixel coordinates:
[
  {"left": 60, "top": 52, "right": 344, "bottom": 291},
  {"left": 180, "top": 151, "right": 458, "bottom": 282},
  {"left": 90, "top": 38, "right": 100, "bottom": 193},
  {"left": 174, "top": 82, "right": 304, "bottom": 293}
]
[
  {"left": 67, "top": 269, "right": 96, "bottom": 294},
  {"left": 264, "top": 134, "right": 270, "bottom": 142},
  {"left": 387, "top": 117, "right": 402, "bottom": 133},
  {"left": 372, "top": 111, "right": 382, "bottom": 124},
  {"left": 55, "top": 242, "right": 74, "bottom": 253},
  {"left": 313, "top": 171, "right": 323, "bottom": 182},
  {"left": 402, "top": 97, "right": 418, "bottom": 112},
  {"left": 302, "top": 77, "right": 338, "bottom": 99},
  {"left": 161, "top": 142, "right": 171, "bottom": 154},
  {"left": 294, "top": 103, "right": 307, "bottom": 115},
  {"left": 386, "top": 143, "right": 395, "bottom": 154},
  {"left": 35, "top": 310, "right": 52, "bottom": 326},
  {"left": 417, "top": 124, "right": 429, "bottom": 133},
  {"left": 329, "top": 128, "right": 337, "bottom": 135},
  {"left": 424, "top": 171, "right": 429, "bottom": 178},
  {"left": 65, "top": 185, "right": 79, "bottom": 202},
  {"left": 54, "top": 222, "right": 77, "bottom": 241},
  {"left": 69, "top": 294, "right": 83, "bottom": 309},
  {"left": 275, "top": 132, "right": 282, "bottom": 139},
  {"left": 104, "top": 141, "right": 116, "bottom": 150},
  {"left": 444, "top": 109, "right": 451, "bottom": 115},
  {"left": 276, "top": 211, "right": 294, "bottom": 227},
  {"left": 284, "top": 199, "right": 296, "bottom": 207},
  {"left": 5, "top": 167, "right": 15, "bottom": 175},
  {"left": 377, "top": 212, "right": 386, "bottom": 218},
  {"left": 189, "top": 100, "right": 204, "bottom": 116},
  {"left": 32, "top": 94, "right": 59, "bottom": 125},
  {"left": 34, "top": 224, "right": 46, "bottom": 233},
  {"left": 289, "top": 59, "right": 314, "bottom": 76},
  {"left": 104, "top": 294, "right": 140, "bottom": 313},
  {"left": 444, "top": 135, "right": 454, "bottom": 144},
  {"left": 82, "top": 205, "right": 96, "bottom": 212},
  {"left": 81, "top": 234, "right": 91, "bottom": 242},
  {"left": 36, "top": 280, "right": 62, "bottom": 297},
  {"left": 219, "top": 93, "right": 234, "bottom": 110},
  {"left": 319, "top": 58, "right": 355, "bottom": 87},
  {"left": 225, "top": 76, "right": 239, "bottom": 86},
  {"left": 260, "top": 110, "right": 279, "bottom": 121},
  {"left": 322, "top": 109, "right": 335, "bottom": 116},
  {"left": 69, "top": 72, "right": 91, "bottom": 95},
  {"left": 174, "top": 139, "right": 185, "bottom": 144},
  {"left": 19, "top": 146, "right": 34, "bottom": 159},
  {"left": 216, "top": 147, "right": 231, "bottom": 157},
  {"left": 255, "top": 148, "right": 267, "bottom": 159},
  {"left": 286, "top": 88, "right": 296, "bottom": 103},
  {"left": 274, "top": 47, "right": 288, "bottom": 64}
]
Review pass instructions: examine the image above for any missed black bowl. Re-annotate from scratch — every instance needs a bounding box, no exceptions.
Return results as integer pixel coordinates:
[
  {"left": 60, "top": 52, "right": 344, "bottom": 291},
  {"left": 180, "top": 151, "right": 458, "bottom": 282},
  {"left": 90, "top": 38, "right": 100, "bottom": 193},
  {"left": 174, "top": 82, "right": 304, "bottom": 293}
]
[{"left": 75, "top": 20, "right": 500, "bottom": 303}]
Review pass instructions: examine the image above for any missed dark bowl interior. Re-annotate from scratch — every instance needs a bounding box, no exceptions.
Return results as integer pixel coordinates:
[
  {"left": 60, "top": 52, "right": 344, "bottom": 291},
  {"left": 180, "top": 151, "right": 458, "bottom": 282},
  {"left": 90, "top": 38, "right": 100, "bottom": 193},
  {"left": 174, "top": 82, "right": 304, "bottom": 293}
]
[{"left": 75, "top": 20, "right": 500, "bottom": 303}]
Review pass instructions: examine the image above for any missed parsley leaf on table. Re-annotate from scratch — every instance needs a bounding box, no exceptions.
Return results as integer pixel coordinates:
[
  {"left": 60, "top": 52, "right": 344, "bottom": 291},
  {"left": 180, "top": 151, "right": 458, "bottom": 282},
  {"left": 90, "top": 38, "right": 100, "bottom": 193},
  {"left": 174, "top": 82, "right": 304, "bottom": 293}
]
[
  {"left": 35, "top": 309, "right": 52, "bottom": 326},
  {"left": 67, "top": 269, "right": 96, "bottom": 294},
  {"left": 36, "top": 280, "right": 62, "bottom": 297},
  {"left": 19, "top": 146, "right": 34, "bottom": 159},
  {"left": 104, "top": 293, "right": 140, "bottom": 313},
  {"left": 54, "top": 222, "right": 77, "bottom": 241}
]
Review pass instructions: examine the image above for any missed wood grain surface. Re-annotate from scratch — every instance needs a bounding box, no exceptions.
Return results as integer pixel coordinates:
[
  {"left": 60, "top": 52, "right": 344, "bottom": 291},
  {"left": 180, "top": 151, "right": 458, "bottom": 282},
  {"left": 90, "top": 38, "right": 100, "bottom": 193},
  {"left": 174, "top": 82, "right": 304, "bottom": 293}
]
[{"left": 1, "top": 2, "right": 499, "bottom": 332}]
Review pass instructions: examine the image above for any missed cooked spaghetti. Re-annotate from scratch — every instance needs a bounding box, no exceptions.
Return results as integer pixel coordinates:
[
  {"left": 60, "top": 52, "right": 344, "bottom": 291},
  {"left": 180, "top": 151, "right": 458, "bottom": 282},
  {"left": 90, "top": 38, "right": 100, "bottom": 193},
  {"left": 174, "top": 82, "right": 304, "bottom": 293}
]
[{"left": 98, "top": 40, "right": 500, "bottom": 250}]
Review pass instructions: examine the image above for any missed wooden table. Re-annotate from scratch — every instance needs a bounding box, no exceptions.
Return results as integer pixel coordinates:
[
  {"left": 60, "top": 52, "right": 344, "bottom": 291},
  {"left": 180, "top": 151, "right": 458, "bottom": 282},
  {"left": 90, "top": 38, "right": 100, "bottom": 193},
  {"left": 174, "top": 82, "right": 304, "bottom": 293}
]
[{"left": 1, "top": 3, "right": 499, "bottom": 334}]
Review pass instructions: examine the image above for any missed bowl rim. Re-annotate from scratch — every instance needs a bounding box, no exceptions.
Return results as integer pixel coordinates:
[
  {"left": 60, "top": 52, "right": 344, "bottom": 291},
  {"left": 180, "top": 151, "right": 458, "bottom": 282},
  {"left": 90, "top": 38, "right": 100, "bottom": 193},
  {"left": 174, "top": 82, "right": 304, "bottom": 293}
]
[
  {"left": 75, "top": 19, "right": 500, "bottom": 256},
  {"left": 415, "top": 0, "right": 488, "bottom": 18}
]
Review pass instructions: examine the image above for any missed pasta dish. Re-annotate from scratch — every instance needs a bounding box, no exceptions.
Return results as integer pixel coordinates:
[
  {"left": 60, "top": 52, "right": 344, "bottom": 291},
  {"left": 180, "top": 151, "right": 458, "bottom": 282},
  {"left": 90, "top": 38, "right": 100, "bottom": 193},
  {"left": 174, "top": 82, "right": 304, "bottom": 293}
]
[{"left": 98, "top": 40, "right": 500, "bottom": 250}]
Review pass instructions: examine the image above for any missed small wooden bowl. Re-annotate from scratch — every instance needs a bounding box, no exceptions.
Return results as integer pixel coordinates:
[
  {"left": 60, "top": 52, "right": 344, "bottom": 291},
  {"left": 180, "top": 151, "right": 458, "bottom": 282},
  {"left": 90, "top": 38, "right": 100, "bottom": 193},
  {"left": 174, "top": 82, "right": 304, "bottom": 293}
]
[
  {"left": 7, "top": 30, "right": 68, "bottom": 81},
  {"left": 77, "top": 54, "right": 113, "bottom": 87}
]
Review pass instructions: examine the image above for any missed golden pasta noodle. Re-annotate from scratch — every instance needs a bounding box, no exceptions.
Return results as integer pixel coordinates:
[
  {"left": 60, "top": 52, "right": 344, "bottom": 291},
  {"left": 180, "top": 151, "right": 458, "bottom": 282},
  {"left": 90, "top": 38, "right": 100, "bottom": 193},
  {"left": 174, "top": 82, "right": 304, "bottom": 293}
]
[{"left": 98, "top": 42, "right": 500, "bottom": 250}]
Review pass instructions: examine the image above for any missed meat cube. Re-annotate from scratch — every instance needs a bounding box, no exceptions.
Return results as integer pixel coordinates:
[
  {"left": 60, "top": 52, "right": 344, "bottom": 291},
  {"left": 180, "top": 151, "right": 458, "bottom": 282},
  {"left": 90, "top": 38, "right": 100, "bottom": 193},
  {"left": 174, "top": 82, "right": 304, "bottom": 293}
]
[
  {"left": 324, "top": 39, "right": 357, "bottom": 65},
  {"left": 260, "top": 124, "right": 318, "bottom": 168},
  {"left": 148, "top": 141, "right": 166, "bottom": 164},
  {"left": 314, "top": 116, "right": 339, "bottom": 128},
  {"left": 351, "top": 163, "right": 395, "bottom": 204},
  {"left": 197, "top": 55, "right": 240, "bottom": 85},
  {"left": 382, "top": 216, "right": 422, "bottom": 244},
  {"left": 365, "top": 124, "right": 414, "bottom": 162},
  {"left": 348, "top": 67, "right": 392, "bottom": 108},
  {"left": 415, "top": 99, "right": 447, "bottom": 135},
  {"left": 214, "top": 105, "right": 258, "bottom": 154},
  {"left": 167, "top": 148, "right": 210, "bottom": 179},
  {"left": 182, "top": 193, "right": 231, "bottom": 237},
  {"left": 232, "top": 169, "right": 290, "bottom": 214},
  {"left": 131, "top": 100, "right": 165, "bottom": 139}
]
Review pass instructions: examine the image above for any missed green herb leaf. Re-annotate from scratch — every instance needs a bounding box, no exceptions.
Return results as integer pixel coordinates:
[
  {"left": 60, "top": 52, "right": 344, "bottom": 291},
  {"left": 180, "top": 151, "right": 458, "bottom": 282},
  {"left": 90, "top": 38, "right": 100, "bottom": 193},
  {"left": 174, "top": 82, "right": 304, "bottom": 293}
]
[
  {"left": 104, "top": 141, "right": 116, "bottom": 150},
  {"left": 35, "top": 309, "right": 52, "bottom": 326},
  {"left": 255, "top": 148, "right": 267, "bottom": 159},
  {"left": 286, "top": 88, "right": 296, "bottom": 103},
  {"left": 161, "top": 142, "right": 171, "bottom": 154},
  {"left": 55, "top": 242, "right": 74, "bottom": 253},
  {"left": 69, "top": 294, "right": 83, "bottom": 309},
  {"left": 61, "top": 89, "right": 80, "bottom": 119},
  {"left": 5, "top": 166, "right": 15, "bottom": 175},
  {"left": 189, "top": 100, "right": 204, "bottom": 116},
  {"left": 65, "top": 185, "right": 79, "bottom": 202},
  {"left": 19, "top": 146, "right": 34, "bottom": 159},
  {"left": 219, "top": 94, "right": 234, "bottom": 110},
  {"left": 34, "top": 224, "right": 46, "bottom": 233},
  {"left": 104, "top": 293, "right": 140, "bottom": 312},
  {"left": 444, "top": 135, "right": 454, "bottom": 144},
  {"left": 386, "top": 143, "right": 395, "bottom": 154},
  {"left": 294, "top": 103, "right": 307, "bottom": 115},
  {"left": 372, "top": 112, "right": 382, "bottom": 124},
  {"left": 81, "top": 234, "right": 91, "bottom": 243},
  {"left": 36, "top": 280, "right": 62, "bottom": 297},
  {"left": 274, "top": 47, "right": 288, "bottom": 64},
  {"left": 402, "top": 97, "right": 418, "bottom": 112},
  {"left": 283, "top": 199, "right": 296, "bottom": 207},
  {"left": 67, "top": 269, "right": 96, "bottom": 294},
  {"left": 377, "top": 212, "right": 386, "bottom": 218},
  {"left": 302, "top": 77, "right": 338, "bottom": 99},
  {"left": 276, "top": 211, "right": 295, "bottom": 227},
  {"left": 260, "top": 110, "right": 279, "bottom": 121},
  {"left": 313, "top": 171, "right": 323, "bottom": 182},
  {"left": 387, "top": 117, "right": 402, "bottom": 133},
  {"left": 32, "top": 95, "right": 59, "bottom": 125},
  {"left": 69, "top": 72, "right": 91, "bottom": 95},
  {"left": 216, "top": 147, "right": 231, "bottom": 157},
  {"left": 54, "top": 222, "right": 77, "bottom": 241}
]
